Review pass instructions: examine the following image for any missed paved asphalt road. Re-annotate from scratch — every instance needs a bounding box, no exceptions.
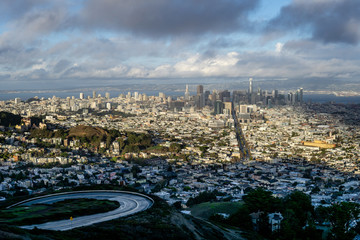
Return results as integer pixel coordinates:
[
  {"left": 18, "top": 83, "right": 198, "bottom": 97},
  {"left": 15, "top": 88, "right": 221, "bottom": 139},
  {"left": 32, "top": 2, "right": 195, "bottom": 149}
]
[{"left": 18, "top": 191, "right": 153, "bottom": 231}]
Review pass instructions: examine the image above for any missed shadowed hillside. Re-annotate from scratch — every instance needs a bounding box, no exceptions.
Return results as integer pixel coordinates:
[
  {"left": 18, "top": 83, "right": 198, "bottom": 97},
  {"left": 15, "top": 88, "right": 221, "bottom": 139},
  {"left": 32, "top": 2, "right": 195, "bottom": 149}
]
[{"left": 0, "top": 112, "right": 22, "bottom": 127}]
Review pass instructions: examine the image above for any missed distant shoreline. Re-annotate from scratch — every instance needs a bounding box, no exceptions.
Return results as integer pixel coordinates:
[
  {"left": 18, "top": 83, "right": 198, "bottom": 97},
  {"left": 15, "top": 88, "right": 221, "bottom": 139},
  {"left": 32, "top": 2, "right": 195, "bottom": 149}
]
[{"left": 1, "top": 89, "right": 360, "bottom": 104}]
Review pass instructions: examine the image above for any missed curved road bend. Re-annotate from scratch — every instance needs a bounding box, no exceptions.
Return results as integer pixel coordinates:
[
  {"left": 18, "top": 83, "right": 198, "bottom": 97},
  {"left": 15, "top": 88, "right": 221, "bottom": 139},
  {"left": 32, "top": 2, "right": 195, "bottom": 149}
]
[{"left": 15, "top": 191, "right": 153, "bottom": 231}]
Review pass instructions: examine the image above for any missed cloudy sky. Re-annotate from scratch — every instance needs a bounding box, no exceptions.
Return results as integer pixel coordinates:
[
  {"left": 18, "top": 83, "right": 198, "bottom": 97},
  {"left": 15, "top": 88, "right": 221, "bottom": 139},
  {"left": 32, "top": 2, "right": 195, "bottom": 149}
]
[{"left": 1, "top": 0, "right": 360, "bottom": 90}]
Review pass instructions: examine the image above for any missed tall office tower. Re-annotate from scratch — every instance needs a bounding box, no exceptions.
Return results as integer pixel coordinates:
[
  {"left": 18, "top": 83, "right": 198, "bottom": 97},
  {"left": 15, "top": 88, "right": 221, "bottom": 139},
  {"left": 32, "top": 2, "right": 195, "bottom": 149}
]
[
  {"left": 204, "top": 90, "right": 210, "bottom": 105},
  {"left": 287, "top": 93, "right": 291, "bottom": 104},
  {"left": 105, "top": 92, "right": 110, "bottom": 99},
  {"left": 249, "top": 78, "right": 253, "bottom": 94},
  {"left": 69, "top": 99, "right": 75, "bottom": 108},
  {"left": 272, "top": 90, "right": 278, "bottom": 99},
  {"left": 233, "top": 90, "right": 248, "bottom": 104},
  {"left": 185, "top": 84, "right": 190, "bottom": 100},
  {"left": 219, "top": 90, "right": 231, "bottom": 102},
  {"left": 210, "top": 90, "right": 217, "bottom": 100},
  {"left": 80, "top": 93, "right": 84, "bottom": 99},
  {"left": 295, "top": 91, "right": 299, "bottom": 104},
  {"left": 239, "top": 105, "right": 247, "bottom": 114},
  {"left": 223, "top": 102, "right": 233, "bottom": 115},
  {"left": 197, "top": 85, "right": 203, "bottom": 95},
  {"left": 214, "top": 100, "right": 224, "bottom": 115},
  {"left": 159, "top": 92, "right": 166, "bottom": 99},
  {"left": 195, "top": 95, "right": 205, "bottom": 109},
  {"left": 14, "top": 98, "right": 21, "bottom": 104},
  {"left": 209, "top": 91, "right": 217, "bottom": 106},
  {"left": 290, "top": 92, "right": 295, "bottom": 105},
  {"left": 196, "top": 85, "right": 205, "bottom": 108},
  {"left": 126, "top": 92, "right": 131, "bottom": 99},
  {"left": 299, "top": 88, "right": 303, "bottom": 104},
  {"left": 134, "top": 92, "right": 139, "bottom": 100},
  {"left": 93, "top": 90, "right": 96, "bottom": 99},
  {"left": 90, "top": 101, "right": 97, "bottom": 109}
]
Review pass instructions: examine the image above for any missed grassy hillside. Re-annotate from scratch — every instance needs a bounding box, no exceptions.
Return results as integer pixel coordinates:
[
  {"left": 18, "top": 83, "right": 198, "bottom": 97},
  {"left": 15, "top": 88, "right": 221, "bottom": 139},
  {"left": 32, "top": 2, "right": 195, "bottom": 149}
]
[
  {"left": 190, "top": 201, "right": 244, "bottom": 219},
  {"left": 0, "top": 196, "right": 246, "bottom": 240},
  {"left": 0, "top": 198, "right": 119, "bottom": 226},
  {"left": 68, "top": 125, "right": 108, "bottom": 139}
]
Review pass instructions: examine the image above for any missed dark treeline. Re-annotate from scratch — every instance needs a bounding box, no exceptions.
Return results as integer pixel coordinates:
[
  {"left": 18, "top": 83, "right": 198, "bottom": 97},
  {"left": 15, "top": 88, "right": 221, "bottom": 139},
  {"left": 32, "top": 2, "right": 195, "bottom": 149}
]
[{"left": 207, "top": 188, "right": 360, "bottom": 240}]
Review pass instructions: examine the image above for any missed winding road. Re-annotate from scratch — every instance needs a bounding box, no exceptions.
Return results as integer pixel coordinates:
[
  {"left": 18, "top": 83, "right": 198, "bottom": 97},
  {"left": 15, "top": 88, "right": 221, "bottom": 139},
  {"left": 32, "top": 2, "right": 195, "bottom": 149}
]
[{"left": 9, "top": 190, "right": 153, "bottom": 231}]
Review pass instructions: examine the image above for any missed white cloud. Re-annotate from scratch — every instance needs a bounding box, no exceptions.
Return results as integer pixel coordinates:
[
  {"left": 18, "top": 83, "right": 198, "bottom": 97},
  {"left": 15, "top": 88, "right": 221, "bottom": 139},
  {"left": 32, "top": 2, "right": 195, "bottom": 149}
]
[{"left": 1, "top": 0, "right": 360, "bottom": 90}]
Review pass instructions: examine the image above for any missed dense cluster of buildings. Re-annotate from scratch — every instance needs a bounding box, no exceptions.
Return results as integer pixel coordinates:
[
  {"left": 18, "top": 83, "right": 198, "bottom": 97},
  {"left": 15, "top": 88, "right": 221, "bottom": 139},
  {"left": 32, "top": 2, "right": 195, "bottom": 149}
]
[
  {"left": 1, "top": 81, "right": 360, "bottom": 210},
  {"left": 243, "top": 105, "right": 360, "bottom": 173}
]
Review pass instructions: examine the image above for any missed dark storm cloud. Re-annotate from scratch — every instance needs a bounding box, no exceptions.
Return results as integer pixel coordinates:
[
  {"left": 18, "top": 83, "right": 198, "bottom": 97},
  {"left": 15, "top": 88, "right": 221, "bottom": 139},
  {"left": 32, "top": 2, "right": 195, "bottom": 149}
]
[
  {"left": 268, "top": 0, "right": 360, "bottom": 44},
  {"left": 13, "top": 7, "right": 68, "bottom": 39},
  {"left": 0, "top": 45, "right": 40, "bottom": 69},
  {"left": 80, "top": 0, "right": 259, "bottom": 37}
]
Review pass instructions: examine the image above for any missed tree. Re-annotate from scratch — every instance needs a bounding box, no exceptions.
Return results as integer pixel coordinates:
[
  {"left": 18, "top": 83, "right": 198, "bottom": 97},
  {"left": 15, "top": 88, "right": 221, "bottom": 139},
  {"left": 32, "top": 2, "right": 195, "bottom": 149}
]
[
  {"left": 54, "top": 128, "right": 67, "bottom": 138},
  {"left": 242, "top": 188, "right": 281, "bottom": 213},
  {"left": 314, "top": 206, "right": 330, "bottom": 225},
  {"left": 283, "top": 191, "right": 313, "bottom": 227},
  {"left": 227, "top": 205, "right": 253, "bottom": 230},
  {"left": 106, "top": 135, "right": 112, "bottom": 148},
  {"left": 169, "top": 143, "right": 182, "bottom": 153},
  {"left": 173, "top": 201, "right": 182, "bottom": 210},
  {"left": 131, "top": 165, "right": 141, "bottom": 178},
  {"left": 0, "top": 111, "right": 21, "bottom": 127},
  {"left": 186, "top": 191, "right": 217, "bottom": 206},
  {"left": 117, "top": 138, "right": 125, "bottom": 150},
  {"left": 258, "top": 213, "right": 271, "bottom": 236},
  {"left": 199, "top": 146, "right": 208, "bottom": 154},
  {"left": 60, "top": 152, "right": 68, "bottom": 158},
  {"left": 328, "top": 202, "right": 360, "bottom": 240},
  {"left": 127, "top": 133, "right": 138, "bottom": 145},
  {"left": 123, "top": 145, "right": 140, "bottom": 153},
  {"left": 300, "top": 225, "right": 322, "bottom": 240}
]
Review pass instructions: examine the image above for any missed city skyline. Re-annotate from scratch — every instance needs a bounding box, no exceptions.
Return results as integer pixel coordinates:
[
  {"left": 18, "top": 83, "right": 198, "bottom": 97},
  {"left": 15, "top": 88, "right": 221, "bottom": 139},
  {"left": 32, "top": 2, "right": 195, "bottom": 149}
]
[
  {"left": 1, "top": 0, "right": 360, "bottom": 90},
  {"left": 1, "top": 77, "right": 360, "bottom": 239},
  {"left": 2, "top": 2, "right": 360, "bottom": 237}
]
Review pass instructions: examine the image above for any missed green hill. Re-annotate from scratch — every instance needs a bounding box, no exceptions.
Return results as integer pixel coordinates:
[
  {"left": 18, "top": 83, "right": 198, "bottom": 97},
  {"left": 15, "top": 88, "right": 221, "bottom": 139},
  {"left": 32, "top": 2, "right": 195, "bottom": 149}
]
[
  {"left": 190, "top": 201, "right": 244, "bottom": 220},
  {"left": 0, "top": 195, "right": 245, "bottom": 240},
  {"left": 68, "top": 125, "right": 108, "bottom": 139},
  {"left": 0, "top": 112, "right": 22, "bottom": 127}
]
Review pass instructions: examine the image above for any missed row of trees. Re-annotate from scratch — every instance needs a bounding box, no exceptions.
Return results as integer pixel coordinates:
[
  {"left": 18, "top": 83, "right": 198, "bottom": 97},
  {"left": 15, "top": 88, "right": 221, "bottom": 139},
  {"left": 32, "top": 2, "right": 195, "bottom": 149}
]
[
  {"left": 0, "top": 112, "right": 21, "bottom": 127},
  {"left": 30, "top": 128, "right": 66, "bottom": 139},
  {"left": 29, "top": 127, "right": 154, "bottom": 155},
  {"left": 212, "top": 188, "right": 360, "bottom": 240}
]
